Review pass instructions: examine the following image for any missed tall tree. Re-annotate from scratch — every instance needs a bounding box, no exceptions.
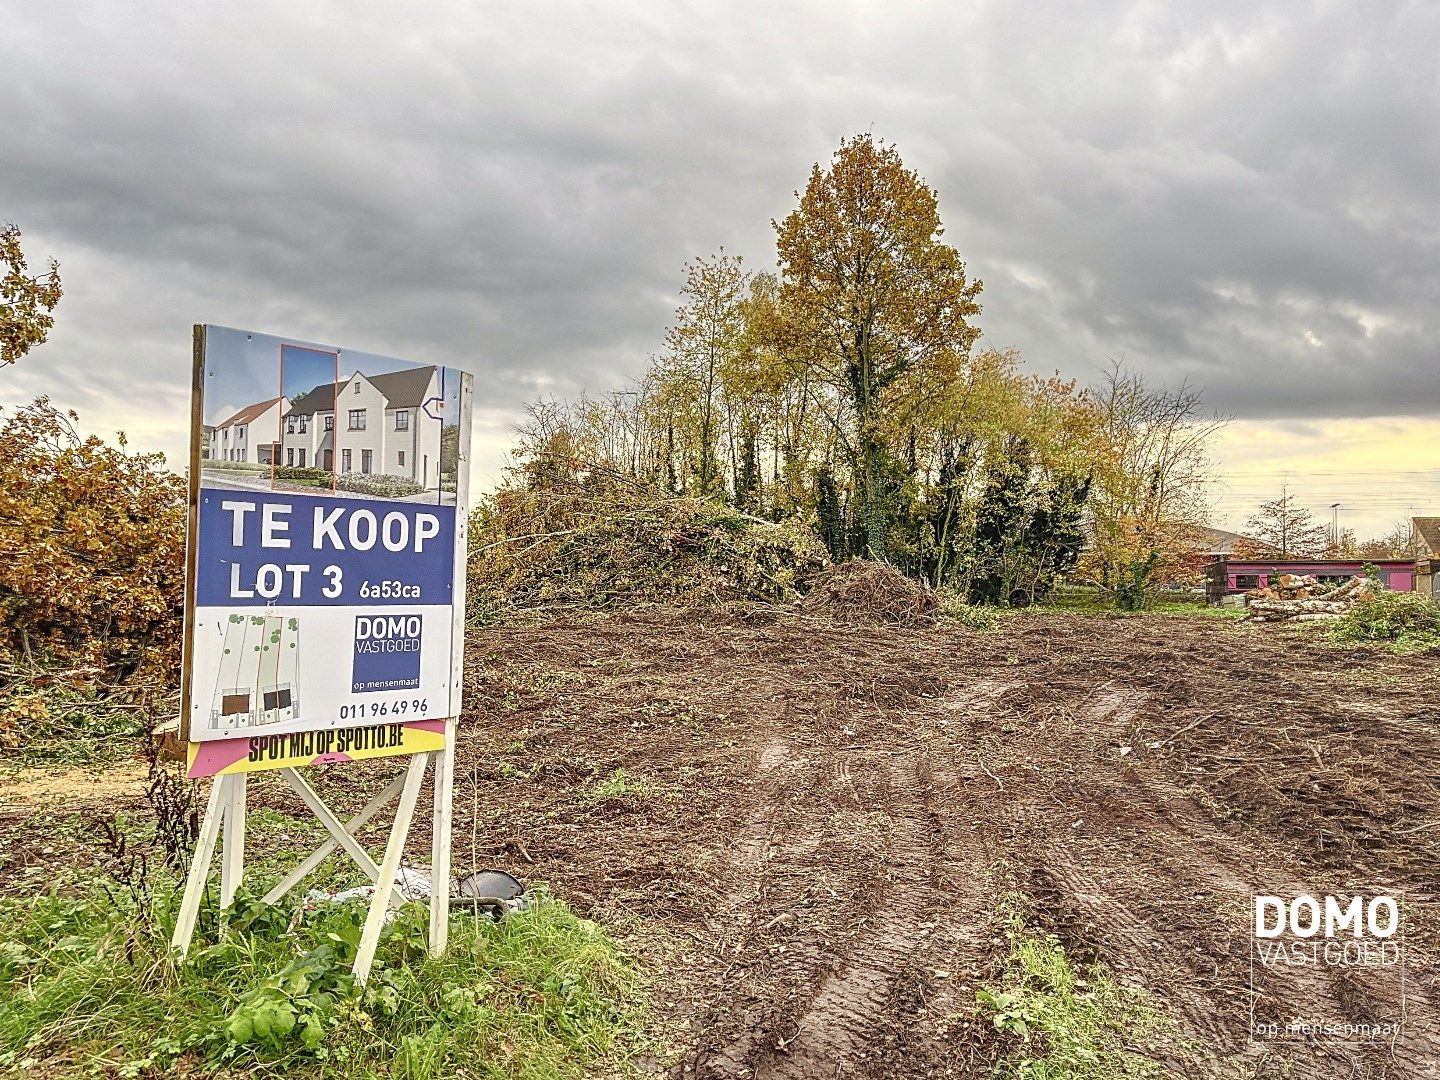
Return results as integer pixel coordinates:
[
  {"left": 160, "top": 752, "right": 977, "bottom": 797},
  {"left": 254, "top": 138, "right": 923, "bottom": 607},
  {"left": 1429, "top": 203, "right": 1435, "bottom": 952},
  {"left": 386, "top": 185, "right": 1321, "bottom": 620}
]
[
  {"left": 1, "top": 223, "right": 63, "bottom": 367},
  {"left": 1243, "top": 488, "right": 1329, "bottom": 558},
  {"left": 773, "top": 135, "right": 982, "bottom": 556},
  {"left": 1081, "top": 361, "right": 1226, "bottom": 608},
  {"left": 659, "top": 250, "right": 749, "bottom": 497}
]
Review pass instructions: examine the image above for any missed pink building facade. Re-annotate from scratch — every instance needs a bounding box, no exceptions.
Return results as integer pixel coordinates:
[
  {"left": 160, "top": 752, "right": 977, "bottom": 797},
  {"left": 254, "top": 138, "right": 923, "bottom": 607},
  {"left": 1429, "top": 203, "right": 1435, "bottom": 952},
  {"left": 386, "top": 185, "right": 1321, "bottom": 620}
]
[{"left": 1206, "top": 558, "right": 1415, "bottom": 603}]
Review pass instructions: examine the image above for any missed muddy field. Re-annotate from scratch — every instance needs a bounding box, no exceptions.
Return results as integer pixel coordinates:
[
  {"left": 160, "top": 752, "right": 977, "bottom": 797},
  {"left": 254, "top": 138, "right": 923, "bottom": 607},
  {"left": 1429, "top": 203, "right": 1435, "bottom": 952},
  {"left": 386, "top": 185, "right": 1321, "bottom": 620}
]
[{"left": 5, "top": 610, "right": 1440, "bottom": 1077}]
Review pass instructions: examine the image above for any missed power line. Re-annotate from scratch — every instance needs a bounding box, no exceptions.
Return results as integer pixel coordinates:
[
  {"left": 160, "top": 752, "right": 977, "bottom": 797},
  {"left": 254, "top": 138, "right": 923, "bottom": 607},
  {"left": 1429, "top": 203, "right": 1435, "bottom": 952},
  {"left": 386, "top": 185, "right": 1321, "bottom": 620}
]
[{"left": 1215, "top": 470, "right": 1440, "bottom": 477}]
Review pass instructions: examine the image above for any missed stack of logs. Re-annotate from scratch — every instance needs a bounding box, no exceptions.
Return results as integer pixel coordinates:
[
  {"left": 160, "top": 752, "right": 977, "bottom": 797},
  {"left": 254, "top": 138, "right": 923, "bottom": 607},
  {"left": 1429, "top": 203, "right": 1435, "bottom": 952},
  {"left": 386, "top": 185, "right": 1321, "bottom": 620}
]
[{"left": 1245, "top": 573, "right": 1374, "bottom": 623}]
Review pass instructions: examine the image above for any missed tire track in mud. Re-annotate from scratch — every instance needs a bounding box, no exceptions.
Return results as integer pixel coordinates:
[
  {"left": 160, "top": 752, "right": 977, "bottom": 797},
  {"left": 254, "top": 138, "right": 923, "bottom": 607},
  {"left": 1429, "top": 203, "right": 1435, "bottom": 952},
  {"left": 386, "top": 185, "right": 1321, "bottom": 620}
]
[
  {"left": 450, "top": 613, "right": 1440, "bottom": 1080},
  {"left": 692, "top": 736, "right": 999, "bottom": 1078},
  {"left": 1004, "top": 685, "right": 1438, "bottom": 1079}
]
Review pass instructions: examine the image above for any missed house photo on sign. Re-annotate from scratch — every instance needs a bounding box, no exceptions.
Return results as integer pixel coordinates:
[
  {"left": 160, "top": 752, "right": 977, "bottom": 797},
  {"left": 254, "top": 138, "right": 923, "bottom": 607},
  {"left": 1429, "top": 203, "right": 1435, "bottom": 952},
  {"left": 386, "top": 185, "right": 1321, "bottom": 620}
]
[{"left": 184, "top": 325, "right": 472, "bottom": 778}]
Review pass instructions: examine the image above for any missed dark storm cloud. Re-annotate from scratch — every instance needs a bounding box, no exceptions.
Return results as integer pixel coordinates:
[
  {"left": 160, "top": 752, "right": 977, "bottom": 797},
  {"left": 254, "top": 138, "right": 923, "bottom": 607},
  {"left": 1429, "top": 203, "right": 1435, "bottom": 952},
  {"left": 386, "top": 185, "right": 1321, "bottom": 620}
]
[{"left": 3, "top": 0, "right": 1439, "bottom": 473}]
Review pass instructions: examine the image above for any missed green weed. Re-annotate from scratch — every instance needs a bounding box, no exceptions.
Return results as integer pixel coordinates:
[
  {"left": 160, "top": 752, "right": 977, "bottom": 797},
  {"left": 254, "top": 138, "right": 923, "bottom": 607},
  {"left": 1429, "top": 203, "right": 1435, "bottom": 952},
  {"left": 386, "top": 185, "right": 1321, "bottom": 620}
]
[
  {"left": 977, "top": 909, "right": 1172, "bottom": 1078},
  {"left": 585, "top": 768, "right": 650, "bottom": 802},
  {"left": 1333, "top": 591, "right": 1440, "bottom": 651}
]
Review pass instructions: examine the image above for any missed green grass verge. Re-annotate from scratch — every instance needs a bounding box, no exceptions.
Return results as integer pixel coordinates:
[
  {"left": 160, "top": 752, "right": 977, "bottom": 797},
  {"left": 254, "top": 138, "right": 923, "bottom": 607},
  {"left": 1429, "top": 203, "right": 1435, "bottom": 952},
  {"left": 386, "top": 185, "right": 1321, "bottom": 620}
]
[
  {"left": 977, "top": 908, "right": 1174, "bottom": 1078},
  {"left": 998, "top": 585, "right": 1243, "bottom": 620},
  {"left": 1, "top": 877, "right": 646, "bottom": 1079}
]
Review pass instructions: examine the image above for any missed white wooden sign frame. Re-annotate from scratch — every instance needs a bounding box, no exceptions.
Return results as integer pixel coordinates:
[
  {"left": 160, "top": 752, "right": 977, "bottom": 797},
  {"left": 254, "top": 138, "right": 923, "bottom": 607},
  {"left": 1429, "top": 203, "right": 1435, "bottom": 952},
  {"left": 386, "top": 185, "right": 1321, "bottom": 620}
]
[{"left": 170, "top": 725, "right": 456, "bottom": 981}]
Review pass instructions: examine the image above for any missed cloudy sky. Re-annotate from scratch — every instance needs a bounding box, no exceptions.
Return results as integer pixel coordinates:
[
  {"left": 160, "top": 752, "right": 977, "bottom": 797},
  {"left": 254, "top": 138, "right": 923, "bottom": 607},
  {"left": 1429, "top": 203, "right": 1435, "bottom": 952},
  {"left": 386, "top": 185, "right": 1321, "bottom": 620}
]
[{"left": 4, "top": 0, "right": 1438, "bottom": 536}]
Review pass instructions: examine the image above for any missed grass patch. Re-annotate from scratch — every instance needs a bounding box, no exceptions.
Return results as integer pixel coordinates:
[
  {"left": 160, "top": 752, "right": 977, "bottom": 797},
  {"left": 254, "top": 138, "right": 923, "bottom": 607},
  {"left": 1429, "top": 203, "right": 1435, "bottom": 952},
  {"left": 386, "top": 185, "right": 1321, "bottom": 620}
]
[
  {"left": 998, "top": 585, "right": 1243, "bottom": 620},
  {"left": 200, "top": 460, "right": 269, "bottom": 474},
  {"left": 336, "top": 474, "right": 426, "bottom": 499},
  {"left": 585, "top": 768, "right": 649, "bottom": 802},
  {"left": 977, "top": 906, "right": 1172, "bottom": 1078},
  {"left": 1, "top": 877, "right": 646, "bottom": 1079}
]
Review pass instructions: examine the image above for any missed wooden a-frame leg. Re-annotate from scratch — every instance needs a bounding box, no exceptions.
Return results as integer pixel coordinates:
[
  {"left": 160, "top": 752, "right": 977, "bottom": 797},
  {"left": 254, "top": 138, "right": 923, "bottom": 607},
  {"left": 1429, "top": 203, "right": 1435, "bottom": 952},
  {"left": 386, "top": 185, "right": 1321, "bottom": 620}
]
[
  {"left": 352, "top": 752, "right": 430, "bottom": 985},
  {"left": 261, "top": 773, "right": 406, "bottom": 907},
  {"left": 171, "top": 775, "right": 228, "bottom": 959},
  {"left": 277, "top": 767, "right": 382, "bottom": 881}
]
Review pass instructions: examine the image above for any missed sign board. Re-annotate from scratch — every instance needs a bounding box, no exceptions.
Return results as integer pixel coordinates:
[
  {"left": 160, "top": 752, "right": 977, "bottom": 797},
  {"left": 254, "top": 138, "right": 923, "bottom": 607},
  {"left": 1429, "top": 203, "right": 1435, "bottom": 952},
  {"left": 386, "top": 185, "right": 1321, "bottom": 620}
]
[{"left": 181, "top": 325, "right": 472, "bottom": 778}]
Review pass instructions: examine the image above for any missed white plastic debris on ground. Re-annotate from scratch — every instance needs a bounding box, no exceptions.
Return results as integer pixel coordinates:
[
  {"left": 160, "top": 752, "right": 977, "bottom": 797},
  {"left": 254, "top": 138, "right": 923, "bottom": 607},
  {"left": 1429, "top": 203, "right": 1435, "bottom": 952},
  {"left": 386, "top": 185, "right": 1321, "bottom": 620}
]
[
  {"left": 302, "top": 867, "right": 435, "bottom": 916},
  {"left": 300, "top": 867, "right": 529, "bottom": 920}
]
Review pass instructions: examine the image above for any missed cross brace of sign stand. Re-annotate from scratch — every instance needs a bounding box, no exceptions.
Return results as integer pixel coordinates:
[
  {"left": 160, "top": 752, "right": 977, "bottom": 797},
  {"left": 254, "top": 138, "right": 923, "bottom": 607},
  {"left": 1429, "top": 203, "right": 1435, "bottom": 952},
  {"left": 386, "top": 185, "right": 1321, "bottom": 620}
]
[{"left": 170, "top": 718, "right": 457, "bottom": 984}]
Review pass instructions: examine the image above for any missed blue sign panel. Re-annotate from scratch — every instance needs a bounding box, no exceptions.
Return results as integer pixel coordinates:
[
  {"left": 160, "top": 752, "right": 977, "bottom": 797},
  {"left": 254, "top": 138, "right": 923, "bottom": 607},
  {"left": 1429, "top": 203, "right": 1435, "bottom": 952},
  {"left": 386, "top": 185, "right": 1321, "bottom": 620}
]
[
  {"left": 195, "top": 489, "right": 456, "bottom": 608},
  {"left": 184, "top": 325, "right": 470, "bottom": 750},
  {"left": 352, "top": 614, "right": 424, "bottom": 693}
]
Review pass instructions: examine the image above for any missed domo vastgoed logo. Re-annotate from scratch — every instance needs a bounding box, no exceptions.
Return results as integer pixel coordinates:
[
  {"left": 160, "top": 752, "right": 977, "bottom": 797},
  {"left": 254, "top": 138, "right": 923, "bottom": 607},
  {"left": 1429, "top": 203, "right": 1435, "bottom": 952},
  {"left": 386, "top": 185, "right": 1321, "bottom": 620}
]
[{"left": 352, "top": 614, "right": 422, "bottom": 693}]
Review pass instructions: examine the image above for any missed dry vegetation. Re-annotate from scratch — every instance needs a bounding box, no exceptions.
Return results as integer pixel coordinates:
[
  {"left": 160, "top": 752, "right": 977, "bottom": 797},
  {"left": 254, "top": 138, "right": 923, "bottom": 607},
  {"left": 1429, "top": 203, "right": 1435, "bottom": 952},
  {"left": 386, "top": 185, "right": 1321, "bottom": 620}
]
[{"left": 795, "top": 559, "right": 939, "bottom": 627}]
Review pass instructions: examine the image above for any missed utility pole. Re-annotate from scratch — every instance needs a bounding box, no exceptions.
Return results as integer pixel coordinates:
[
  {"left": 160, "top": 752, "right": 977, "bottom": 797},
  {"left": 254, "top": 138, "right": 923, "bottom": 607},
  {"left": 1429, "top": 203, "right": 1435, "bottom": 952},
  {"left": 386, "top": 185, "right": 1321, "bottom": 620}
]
[{"left": 1331, "top": 503, "right": 1341, "bottom": 554}]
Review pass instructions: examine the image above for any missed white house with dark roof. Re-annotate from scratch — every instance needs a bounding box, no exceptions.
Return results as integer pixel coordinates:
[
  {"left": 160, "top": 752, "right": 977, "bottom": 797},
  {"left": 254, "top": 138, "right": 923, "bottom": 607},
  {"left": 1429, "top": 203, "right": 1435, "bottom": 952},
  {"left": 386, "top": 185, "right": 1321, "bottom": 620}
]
[
  {"left": 281, "top": 366, "right": 442, "bottom": 489},
  {"left": 1414, "top": 517, "right": 1440, "bottom": 598},
  {"left": 210, "top": 396, "right": 287, "bottom": 464}
]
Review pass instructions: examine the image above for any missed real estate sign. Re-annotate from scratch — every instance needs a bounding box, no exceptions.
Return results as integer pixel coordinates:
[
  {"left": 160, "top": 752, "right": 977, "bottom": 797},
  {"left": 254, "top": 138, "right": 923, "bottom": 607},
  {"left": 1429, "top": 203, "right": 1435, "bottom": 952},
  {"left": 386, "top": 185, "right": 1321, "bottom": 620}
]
[{"left": 181, "top": 325, "right": 472, "bottom": 778}]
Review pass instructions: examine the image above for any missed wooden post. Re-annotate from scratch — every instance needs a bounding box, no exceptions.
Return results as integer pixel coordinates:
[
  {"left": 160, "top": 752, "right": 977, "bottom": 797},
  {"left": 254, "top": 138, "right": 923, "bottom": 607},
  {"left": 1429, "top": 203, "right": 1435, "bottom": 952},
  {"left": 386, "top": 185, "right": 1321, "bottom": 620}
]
[
  {"left": 218, "top": 773, "right": 246, "bottom": 912},
  {"left": 173, "top": 746, "right": 452, "bottom": 980},
  {"left": 428, "top": 717, "right": 457, "bottom": 956},
  {"left": 424, "top": 364, "right": 472, "bottom": 960}
]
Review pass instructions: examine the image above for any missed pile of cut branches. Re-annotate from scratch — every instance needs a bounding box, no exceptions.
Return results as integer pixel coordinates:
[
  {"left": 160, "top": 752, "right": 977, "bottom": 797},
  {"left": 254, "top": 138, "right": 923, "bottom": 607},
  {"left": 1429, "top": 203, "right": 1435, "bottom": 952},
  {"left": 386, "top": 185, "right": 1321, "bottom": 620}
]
[
  {"left": 1245, "top": 574, "right": 1373, "bottom": 623},
  {"left": 467, "top": 455, "right": 829, "bottom": 619},
  {"left": 797, "top": 559, "right": 939, "bottom": 627},
  {"left": 0, "top": 655, "right": 168, "bottom": 760}
]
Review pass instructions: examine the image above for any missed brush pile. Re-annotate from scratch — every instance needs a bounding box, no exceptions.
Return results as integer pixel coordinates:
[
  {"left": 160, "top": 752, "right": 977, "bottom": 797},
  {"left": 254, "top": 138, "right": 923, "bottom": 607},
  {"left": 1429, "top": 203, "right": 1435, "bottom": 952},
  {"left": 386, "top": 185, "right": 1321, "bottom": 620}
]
[
  {"left": 468, "top": 461, "right": 830, "bottom": 619},
  {"left": 798, "top": 560, "right": 939, "bottom": 627},
  {"left": 1244, "top": 574, "right": 1374, "bottom": 623}
]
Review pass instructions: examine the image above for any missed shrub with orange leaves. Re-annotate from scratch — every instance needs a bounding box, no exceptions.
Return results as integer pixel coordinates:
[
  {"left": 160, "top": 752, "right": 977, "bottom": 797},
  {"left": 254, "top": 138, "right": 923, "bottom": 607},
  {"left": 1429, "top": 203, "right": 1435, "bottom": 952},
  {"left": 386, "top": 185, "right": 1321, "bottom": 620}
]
[{"left": 0, "top": 398, "right": 185, "bottom": 685}]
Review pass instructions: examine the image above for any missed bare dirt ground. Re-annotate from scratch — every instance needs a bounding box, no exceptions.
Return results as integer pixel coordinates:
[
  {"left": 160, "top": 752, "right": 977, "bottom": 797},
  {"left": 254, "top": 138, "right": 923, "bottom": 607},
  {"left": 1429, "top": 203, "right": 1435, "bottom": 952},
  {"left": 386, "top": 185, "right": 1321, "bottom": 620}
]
[{"left": 4, "top": 609, "right": 1439, "bottom": 1077}]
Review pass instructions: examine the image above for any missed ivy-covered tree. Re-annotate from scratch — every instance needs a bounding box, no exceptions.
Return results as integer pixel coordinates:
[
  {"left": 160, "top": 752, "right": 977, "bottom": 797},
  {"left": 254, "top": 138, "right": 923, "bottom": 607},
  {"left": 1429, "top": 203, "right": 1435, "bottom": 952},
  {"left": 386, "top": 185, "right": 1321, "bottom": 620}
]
[
  {"left": 772, "top": 135, "right": 982, "bottom": 557},
  {"left": 491, "top": 139, "right": 1129, "bottom": 600},
  {"left": 815, "top": 465, "right": 845, "bottom": 560},
  {"left": 969, "top": 438, "right": 1034, "bottom": 605}
]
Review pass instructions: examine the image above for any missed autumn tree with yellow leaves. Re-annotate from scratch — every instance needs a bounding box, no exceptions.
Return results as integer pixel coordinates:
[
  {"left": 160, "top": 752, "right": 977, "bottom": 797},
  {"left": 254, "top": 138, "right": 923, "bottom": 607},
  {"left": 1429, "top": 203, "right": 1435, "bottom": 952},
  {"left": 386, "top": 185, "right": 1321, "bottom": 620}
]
[
  {"left": 771, "top": 135, "right": 984, "bottom": 557},
  {"left": 1, "top": 223, "right": 63, "bottom": 367},
  {"left": 652, "top": 249, "right": 751, "bottom": 498},
  {"left": 489, "top": 135, "right": 1224, "bottom": 605},
  {"left": 496, "top": 138, "right": 1119, "bottom": 601},
  {"left": 1079, "top": 361, "right": 1227, "bottom": 608},
  {"left": 0, "top": 400, "right": 185, "bottom": 682}
]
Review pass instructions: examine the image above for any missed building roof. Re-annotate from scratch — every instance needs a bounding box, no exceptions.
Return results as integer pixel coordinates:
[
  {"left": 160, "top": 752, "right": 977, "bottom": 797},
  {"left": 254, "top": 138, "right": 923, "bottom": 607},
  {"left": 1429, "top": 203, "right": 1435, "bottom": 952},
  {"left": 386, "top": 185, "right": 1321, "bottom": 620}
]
[
  {"left": 215, "top": 396, "right": 284, "bottom": 429},
  {"left": 1414, "top": 517, "right": 1440, "bottom": 555},
  {"left": 284, "top": 366, "right": 437, "bottom": 416},
  {"left": 366, "top": 366, "right": 438, "bottom": 409},
  {"left": 1195, "top": 525, "right": 1250, "bottom": 553},
  {"left": 1224, "top": 557, "right": 1415, "bottom": 568},
  {"left": 285, "top": 383, "right": 337, "bottom": 417}
]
